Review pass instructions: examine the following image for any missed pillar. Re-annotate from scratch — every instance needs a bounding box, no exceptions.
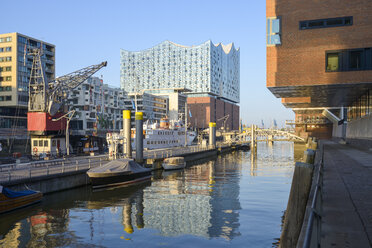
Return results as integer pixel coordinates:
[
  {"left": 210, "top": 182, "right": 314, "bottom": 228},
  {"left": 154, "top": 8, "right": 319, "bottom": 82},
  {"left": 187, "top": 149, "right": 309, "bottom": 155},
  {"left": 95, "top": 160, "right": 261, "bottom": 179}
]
[
  {"left": 123, "top": 110, "right": 132, "bottom": 158},
  {"left": 135, "top": 112, "right": 143, "bottom": 163}
]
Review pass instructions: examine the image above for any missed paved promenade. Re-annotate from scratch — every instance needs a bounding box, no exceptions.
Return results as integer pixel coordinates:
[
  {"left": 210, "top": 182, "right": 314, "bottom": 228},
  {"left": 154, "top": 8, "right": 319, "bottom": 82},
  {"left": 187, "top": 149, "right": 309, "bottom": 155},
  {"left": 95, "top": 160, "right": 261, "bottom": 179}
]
[{"left": 321, "top": 141, "right": 372, "bottom": 247}]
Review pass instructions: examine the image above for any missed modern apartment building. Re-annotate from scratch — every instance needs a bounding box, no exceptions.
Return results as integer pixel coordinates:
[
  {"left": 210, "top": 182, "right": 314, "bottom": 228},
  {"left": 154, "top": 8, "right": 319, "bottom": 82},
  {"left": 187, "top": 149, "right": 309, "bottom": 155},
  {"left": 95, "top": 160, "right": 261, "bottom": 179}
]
[
  {"left": 65, "top": 77, "right": 126, "bottom": 153},
  {"left": 266, "top": 0, "right": 372, "bottom": 141},
  {"left": 67, "top": 77, "right": 126, "bottom": 133},
  {"left": 120, "top": 40, "right": 240, "bottom": 130},
  {"left": 0, "top": 33, "right": 55, "bottom": 154}
]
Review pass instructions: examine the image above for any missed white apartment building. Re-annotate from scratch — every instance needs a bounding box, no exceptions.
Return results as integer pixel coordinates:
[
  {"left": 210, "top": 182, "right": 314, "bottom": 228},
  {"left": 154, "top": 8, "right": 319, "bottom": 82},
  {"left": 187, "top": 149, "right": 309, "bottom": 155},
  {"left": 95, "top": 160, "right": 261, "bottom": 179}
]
[{"left": 67, "top": 77, "right": 126, "bottom": 137}]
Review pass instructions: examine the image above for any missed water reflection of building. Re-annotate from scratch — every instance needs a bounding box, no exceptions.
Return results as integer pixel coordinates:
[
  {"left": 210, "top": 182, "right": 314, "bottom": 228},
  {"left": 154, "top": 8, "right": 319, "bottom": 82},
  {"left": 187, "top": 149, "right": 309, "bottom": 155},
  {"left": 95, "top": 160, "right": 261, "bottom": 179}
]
[{"left": 135, "top": 155, "right": 242, "bottom": 240}]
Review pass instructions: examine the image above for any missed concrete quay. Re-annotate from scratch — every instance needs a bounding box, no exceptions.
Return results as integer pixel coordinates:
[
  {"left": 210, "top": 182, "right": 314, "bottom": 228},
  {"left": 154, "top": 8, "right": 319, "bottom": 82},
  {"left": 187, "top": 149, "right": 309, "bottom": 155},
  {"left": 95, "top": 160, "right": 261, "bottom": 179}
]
[
  {"left": 320, "top": 141, "right": 372, "bottom": 247},
  {"left": 0, "top": 142, "right": 249, "bottom": 194}
]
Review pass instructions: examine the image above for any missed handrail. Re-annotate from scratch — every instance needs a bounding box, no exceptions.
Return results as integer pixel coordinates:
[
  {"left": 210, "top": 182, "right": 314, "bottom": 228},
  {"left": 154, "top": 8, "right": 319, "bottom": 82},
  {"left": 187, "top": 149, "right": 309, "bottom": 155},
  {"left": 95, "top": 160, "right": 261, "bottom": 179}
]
[{"left": 303, "top": 147, "right": 324, "bottom": 248}]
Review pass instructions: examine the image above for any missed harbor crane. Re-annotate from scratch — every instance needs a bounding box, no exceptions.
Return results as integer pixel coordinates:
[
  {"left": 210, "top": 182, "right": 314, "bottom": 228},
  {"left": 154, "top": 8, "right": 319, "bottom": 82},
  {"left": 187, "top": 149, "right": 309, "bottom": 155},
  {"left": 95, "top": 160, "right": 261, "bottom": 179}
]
[
  {"left": 27, "top": 48, "right": 107, "bottom": 157},
  {"left": 217, "top": 114, "right": 230, "bottom": 131}
]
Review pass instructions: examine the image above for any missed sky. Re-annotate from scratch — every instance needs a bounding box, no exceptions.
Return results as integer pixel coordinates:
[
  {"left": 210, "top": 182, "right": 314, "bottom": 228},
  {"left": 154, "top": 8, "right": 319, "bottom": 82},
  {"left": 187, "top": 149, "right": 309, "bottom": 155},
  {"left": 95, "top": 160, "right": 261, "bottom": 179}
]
[{"left": 2, "top": 0, "right": 294, "bottom": 127}]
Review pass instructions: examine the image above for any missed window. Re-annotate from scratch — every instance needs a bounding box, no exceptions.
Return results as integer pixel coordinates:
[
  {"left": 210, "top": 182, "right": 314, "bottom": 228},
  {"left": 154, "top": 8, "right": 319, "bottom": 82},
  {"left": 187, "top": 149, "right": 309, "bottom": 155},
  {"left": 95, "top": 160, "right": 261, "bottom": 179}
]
[
  {"left": 267, "top": 17, "right": 281, "bottom": 45},
  {"left": 39, "top": 140, "right": 43, "bottom": 146},
  {"left": 33, "top": 140, "right": 37, "bottom": 147},
  {"left": 326, "top": 47, "right": 372, "bottom": 72},
  {"left": 5, "top": 47, "right": 11, "bottom": 52},
  {"left": 44, "top": 140, "right": 48, "bottom": 147},
  {"left": 5, "top": 66, "right": 11, "bottom": 71},
  {"left": 349, "top": 50, "right": 363, "bottom": 69},
  {"left": 5, "top": 96, "right": 11, "bottom": 101},
  {"left": 300, "top": 16, "right": 353, "bottom": 30}
]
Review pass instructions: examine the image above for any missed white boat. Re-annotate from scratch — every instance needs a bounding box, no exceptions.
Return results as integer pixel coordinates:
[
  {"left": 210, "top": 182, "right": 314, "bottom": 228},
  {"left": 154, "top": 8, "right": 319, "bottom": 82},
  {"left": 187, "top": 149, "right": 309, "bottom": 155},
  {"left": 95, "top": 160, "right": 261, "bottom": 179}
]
[
  {"left": 162, "top": 157, "right": 186, "bottom": 170},
  {"left": 131, "top": 117, "right": 196, "bottom": 150}
]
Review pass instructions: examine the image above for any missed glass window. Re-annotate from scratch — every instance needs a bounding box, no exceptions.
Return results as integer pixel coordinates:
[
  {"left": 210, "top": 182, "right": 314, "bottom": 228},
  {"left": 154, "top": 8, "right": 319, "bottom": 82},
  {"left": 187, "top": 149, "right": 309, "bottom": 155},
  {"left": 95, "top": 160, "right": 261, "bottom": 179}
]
[
  {"left": 327, "top": 53, "right": 339, "bottom": 71},
  {"left": 34, "top": 140, "right": 38, "bottom": 146},
  {"left": 39, "top": 140, "right": 43, "bottom": 146},
  {"left": 349, "top": 50, "right": 363, "bottom": 69},
  {"left": 44, "top": 140, "right": 48, "bottom": 147},
  {"left": 267, "top": 17, "right": 281, "bottom": 46},
  {"left": 5, "top": 96, "right": 11, "bottom": 101}
]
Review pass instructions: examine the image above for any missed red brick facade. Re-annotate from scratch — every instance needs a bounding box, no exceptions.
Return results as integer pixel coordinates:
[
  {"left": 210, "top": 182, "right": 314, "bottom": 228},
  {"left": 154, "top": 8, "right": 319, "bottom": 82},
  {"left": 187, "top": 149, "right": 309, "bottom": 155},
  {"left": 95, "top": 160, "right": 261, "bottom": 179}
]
[
  {"left": 187, "top": 97, "right": 240, "bottom": 130},
  {"left": 267, "top": 0, "right": 372, "bottom": 139}
]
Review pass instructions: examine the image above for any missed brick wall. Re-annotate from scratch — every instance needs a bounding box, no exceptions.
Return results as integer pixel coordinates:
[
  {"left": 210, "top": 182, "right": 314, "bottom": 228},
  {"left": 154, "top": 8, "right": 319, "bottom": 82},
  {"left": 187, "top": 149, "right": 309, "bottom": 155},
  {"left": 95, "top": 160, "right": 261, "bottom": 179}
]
[
  {"left": 267, "top": 0, "right": 372, "bottom": 88},
  {"left": 187, "top": 97, "right": 240, "bottom": 130}
]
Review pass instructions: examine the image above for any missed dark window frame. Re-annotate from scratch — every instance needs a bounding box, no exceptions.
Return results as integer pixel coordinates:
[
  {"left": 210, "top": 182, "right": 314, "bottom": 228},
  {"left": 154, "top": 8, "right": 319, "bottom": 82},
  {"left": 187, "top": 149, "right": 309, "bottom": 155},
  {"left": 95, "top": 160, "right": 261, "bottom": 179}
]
[
  {"left": 300, "top": 16, "right": 353, "bottom": 30},
  {"left": 326, "top": 47, "right": 372, "bottom": 72}
]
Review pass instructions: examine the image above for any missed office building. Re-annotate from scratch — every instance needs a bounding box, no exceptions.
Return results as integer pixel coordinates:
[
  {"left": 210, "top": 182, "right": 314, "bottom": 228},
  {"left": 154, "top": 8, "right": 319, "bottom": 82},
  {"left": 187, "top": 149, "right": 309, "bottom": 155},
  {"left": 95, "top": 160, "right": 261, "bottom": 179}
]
[
  {"left": 267, "top": 0, "right": 372, "bottom": 142},
  {"left": 123, "top": 92, "right": 168, "bottom": 125}
]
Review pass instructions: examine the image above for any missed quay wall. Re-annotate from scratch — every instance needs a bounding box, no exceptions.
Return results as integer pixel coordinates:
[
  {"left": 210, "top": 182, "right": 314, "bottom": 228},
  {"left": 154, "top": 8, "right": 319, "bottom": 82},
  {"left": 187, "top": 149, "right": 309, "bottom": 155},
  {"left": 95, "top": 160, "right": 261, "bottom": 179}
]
[
  {"left": 4, "top": 170, "right": 90, "bottom": 194},
  {"left": 4, "top": 144, "right": 248, "bottom": 194}
]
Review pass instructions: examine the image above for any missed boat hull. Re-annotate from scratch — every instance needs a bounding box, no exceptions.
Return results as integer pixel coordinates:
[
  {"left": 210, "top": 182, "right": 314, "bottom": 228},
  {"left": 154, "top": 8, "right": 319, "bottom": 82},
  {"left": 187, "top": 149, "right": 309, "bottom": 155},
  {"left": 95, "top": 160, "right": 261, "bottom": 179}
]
[
  {"left": 162, "top": 162, "right": 186, "bottom": 170},
  {"left": 88, "top": 171, "right": 152, "bottom": 189},
  {"left": 0, "top": 191, "right": 43, "bottom": 214}
]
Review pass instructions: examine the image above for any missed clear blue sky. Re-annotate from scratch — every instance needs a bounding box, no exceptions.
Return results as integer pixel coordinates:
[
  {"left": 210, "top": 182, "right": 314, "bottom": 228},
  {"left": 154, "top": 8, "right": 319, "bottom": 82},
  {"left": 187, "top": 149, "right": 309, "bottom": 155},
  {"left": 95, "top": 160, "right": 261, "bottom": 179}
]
[{"left": 3, "top": 0, "right": 293, "bottom": 127}]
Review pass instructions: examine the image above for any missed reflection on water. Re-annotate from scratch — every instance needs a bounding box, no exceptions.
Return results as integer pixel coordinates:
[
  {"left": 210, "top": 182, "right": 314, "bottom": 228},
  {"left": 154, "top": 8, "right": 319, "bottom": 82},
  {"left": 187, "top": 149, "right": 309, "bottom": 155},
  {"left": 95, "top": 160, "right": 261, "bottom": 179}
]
[{"left": 0, "top": 142, "right": 305, "bottom": 248}]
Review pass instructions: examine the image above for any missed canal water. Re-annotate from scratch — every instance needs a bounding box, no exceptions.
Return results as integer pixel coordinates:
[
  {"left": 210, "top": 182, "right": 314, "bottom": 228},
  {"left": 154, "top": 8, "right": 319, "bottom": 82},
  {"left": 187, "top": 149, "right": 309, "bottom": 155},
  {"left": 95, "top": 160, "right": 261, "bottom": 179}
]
[{"left": 0, "top": 142, "right": 305, "bottom": 248}]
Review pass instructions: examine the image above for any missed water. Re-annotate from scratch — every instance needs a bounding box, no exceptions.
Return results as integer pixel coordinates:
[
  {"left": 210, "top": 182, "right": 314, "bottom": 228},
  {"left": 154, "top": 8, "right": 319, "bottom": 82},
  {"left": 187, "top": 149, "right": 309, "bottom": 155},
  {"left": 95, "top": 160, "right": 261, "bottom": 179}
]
[{"left": 0, "top": 142, "right": 304, "bottom": 248}]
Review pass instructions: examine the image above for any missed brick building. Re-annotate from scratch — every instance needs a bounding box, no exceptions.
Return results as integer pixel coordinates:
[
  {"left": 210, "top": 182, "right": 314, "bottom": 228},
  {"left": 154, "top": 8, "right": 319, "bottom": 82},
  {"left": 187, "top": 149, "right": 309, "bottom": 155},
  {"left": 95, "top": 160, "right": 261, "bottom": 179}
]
[
  {"left": 187, "top": 97, "right": 239, "bottom": 131},
  {"left": 267, "top": 0, "right": 372, "bottom": 140}
]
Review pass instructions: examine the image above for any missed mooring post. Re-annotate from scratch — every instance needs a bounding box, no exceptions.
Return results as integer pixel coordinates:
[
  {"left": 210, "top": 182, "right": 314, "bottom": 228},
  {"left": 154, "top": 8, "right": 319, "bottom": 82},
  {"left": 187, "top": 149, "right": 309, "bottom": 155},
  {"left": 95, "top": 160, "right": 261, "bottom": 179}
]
[
  {"left": 209, "top": 122, "right": 216, "bottom": 149},
  {"left": 135, "top": 112, "right": 144, "bottom": 164},
  {"left": 123, "top": 110, "right": 132, "bottom": 158}
]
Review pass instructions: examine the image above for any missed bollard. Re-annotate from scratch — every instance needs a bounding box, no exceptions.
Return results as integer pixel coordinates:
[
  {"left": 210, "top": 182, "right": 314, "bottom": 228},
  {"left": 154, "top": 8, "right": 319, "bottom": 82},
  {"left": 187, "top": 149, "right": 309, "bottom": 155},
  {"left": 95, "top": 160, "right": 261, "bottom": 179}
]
[
  {"left": 209, "top": 122, "right": 216, "bottom": 149},
  {"left": 304, "top": 149, "right": 315, "bottom": 164},
  {"left": 123, "top": 110, "right": 132, "bottom": 158},
  {"left": 135, "top": 112, "right": 144, "bottom": 164}
]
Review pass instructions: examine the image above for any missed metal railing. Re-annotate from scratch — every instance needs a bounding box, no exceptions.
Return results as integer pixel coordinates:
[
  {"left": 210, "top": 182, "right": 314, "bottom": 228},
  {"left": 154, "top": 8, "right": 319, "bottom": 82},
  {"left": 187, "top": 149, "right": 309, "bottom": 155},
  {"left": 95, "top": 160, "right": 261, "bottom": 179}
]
[
  {"left": 303, "top": 149, "right": 324, "bottom": 248},
  {"left": 0, "top": 155, "right": 109, "bottom": 184}
]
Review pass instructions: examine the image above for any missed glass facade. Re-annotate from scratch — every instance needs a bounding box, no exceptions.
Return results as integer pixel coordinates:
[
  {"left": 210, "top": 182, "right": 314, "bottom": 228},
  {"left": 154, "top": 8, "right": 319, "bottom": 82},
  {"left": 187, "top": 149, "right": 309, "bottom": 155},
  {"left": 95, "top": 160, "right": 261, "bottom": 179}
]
[
  {"left": 347, "top": 89, "right": 372, "bottom": 121},
  {"left": 120, "top": 40, "right": 240, "bottom": 103}
]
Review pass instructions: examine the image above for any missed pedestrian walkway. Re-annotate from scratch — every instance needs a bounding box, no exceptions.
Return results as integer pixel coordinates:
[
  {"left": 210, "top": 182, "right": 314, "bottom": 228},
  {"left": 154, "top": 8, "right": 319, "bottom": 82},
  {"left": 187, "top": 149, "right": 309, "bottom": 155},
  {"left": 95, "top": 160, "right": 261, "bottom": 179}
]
[{"left": 321, "top": 141, "right": 372, "bottom": 247}]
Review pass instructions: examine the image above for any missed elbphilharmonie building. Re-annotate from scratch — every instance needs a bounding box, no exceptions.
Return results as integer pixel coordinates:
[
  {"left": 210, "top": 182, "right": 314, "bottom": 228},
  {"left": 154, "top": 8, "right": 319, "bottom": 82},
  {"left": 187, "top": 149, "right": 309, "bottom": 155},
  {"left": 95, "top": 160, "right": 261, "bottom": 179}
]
[{"left": 120, "top": 40, "right": 240, "bottom": 104}]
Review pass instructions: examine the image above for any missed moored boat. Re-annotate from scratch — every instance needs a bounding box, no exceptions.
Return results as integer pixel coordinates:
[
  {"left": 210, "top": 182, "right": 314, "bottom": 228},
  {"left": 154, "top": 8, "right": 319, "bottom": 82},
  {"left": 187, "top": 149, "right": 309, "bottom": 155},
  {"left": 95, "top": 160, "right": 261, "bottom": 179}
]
[
  {"left": 87, "top": 158, "right": 152, "bottom": 189},
  {"left": 0, "top": 185, "right": 43, "bottom": 214},
  {"left": 162, "top": 157, "right": 186, "bottom": 170}
]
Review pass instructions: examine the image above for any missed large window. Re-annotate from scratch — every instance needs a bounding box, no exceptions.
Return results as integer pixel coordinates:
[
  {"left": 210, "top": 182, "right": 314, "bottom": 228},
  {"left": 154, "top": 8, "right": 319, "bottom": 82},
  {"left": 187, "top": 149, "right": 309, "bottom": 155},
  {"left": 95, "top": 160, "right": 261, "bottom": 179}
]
[
  {"left": 348, "top": 90, "right": 372, "bottom": 121},
  {"left": 267, "top": 17, "right": 281, "bottom": 46},
  {"left": 326, "top": 47, "right": 372, "bottom": 72},
  {"left": 300, "top": 16, "right": 352, "bottom": 30}
]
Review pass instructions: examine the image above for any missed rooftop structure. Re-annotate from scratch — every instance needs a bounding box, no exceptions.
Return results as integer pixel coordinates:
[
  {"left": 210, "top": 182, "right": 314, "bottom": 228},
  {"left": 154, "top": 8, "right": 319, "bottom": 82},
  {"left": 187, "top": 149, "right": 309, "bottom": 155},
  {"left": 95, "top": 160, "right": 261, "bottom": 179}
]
[{"left": 120, "top": 40, "right": 240, "bottom": 103}]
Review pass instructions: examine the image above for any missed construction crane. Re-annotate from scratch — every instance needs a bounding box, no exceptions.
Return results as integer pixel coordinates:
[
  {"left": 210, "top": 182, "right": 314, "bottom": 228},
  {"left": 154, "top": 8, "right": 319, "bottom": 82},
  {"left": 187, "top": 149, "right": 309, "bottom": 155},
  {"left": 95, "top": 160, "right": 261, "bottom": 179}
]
[
  {"left": 27, "top": 48, "right": 107, "bottom": 157},
  {"left": 217, "top": 114, "right": 230, "bottom": 131}
]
